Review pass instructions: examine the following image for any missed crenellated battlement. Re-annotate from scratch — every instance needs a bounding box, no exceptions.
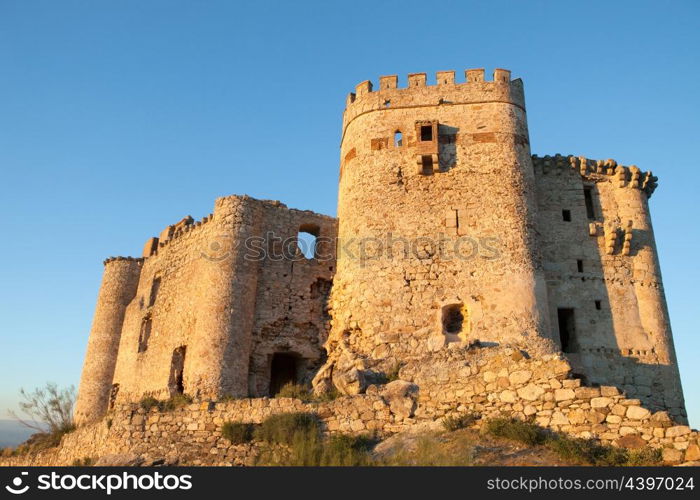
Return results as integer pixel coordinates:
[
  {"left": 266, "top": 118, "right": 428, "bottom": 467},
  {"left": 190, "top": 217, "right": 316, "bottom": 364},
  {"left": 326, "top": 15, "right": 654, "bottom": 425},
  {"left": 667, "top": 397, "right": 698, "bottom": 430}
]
[
  {"left": 103, "top": 256, "right": 144, "bottom": 266},
  {"left": 342, "top": 68, "right": 523, "bottom": 137},
  {"left": 531, "top": 154, "right": 659, "bottom": 197}
]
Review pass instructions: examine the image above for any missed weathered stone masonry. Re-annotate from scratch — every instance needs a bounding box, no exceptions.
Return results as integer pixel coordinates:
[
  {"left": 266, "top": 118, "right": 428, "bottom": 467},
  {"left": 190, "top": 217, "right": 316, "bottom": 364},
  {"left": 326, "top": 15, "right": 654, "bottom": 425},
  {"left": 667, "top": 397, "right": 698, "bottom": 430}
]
[
  {"left": 5, "top": 345, "right": 697, "bottom": 466},
  {"left": 73, "top": 68, "right": 686, "bottom": 437}
]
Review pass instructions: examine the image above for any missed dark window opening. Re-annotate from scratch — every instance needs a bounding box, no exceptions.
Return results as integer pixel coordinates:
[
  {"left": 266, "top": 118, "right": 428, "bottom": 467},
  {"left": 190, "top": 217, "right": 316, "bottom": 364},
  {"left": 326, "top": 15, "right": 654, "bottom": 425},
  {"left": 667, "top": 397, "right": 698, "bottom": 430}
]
[
  {"left": 442, "top": 304, "right": 464, "bottom": 334},
  {"left": 169, "top": 346, "right": 186, "bottom": 395},
  {"left": 394, "top": 130, "right": 403, "bottom": 147},
  {"left": 595, "top": 300, "right": 602, "bottom": 310},
  {"left": 384, "top": 99, "right": 391, "bottom": 108},
  {"left": 138, "top": 316, "right": 152, "bottom": 353},
  {"left": 269, "top": 353, "right": 299, "bottom": 396},
  {"left": 298, "top": 223, "right": 320, "bottom": 259},
  {"left": 562, "top": 209, "right": 571, "bottom": 222},
  {"left": 420, "top": 125, "right": 433, "bottom": 141},
  {"left": 148, "top": 276, "right": 161, "bottom": 307},
  {"left": 421, "top": 155, "right": 434, "bottom": 175},
  {"left": 557, "top": 308, "right": 577, "bottom": 353},
  {"left": 584, "top": 187, "right": 596, "bottom": 219},
  {"left": 577, "top": 259, "right": 584, "bottom": 273}
]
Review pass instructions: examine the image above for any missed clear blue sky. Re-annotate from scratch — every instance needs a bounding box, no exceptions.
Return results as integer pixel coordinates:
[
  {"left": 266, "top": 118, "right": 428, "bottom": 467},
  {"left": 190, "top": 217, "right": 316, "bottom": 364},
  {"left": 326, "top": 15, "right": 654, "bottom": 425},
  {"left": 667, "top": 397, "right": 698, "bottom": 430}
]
[{"left": 0, "top": 0, "right": 698, "bottom": 426}]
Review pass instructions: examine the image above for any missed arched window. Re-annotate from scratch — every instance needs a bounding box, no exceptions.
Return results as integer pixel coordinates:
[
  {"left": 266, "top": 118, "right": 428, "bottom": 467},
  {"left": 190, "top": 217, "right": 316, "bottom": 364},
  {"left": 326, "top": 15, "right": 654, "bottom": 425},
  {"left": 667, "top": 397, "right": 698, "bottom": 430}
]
[
  {"left": 394, "top": 131, "right": 403, "bottom": 147},
  {"left": 298, "top": 223, "right": 320, "bottom": 259}
]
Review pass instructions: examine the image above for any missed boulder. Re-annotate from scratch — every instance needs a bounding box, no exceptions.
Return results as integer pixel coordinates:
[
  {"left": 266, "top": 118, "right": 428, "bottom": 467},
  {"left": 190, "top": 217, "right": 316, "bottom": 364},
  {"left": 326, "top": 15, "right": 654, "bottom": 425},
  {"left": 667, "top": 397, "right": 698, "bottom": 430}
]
[{"left": 381, "top": 380, "right": 419, "bottom": 419}]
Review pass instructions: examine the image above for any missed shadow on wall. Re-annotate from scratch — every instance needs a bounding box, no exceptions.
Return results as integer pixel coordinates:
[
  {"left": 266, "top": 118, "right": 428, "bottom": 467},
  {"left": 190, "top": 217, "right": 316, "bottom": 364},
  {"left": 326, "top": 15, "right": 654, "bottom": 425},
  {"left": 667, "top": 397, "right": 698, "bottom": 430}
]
[{"left": 550, "top": 215, "right": 685, "bottom": 423}]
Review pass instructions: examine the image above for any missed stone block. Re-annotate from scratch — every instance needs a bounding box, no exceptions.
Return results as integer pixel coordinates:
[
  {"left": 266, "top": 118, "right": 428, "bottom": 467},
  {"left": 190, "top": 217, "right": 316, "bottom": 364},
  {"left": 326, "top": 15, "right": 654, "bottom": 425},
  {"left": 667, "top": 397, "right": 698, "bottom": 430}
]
[{"left": 554, "top": 389, "right": 575, "bottom": 401}]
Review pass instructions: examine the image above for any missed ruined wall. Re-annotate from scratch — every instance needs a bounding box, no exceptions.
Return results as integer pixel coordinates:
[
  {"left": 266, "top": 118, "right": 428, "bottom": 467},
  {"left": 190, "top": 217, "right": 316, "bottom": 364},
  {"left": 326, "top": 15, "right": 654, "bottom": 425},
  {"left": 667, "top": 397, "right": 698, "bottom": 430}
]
[
  {"left": 77, "top": 195, "right": 336, "bottom": 424},
  {"left": 532, "top": 155, "right": 685, "bottom": 422},
  {"left": 326, "top": 68, "right": 554, "bottom": 375},
  {"left": 8, "top": 346, "right": 698, "bottom": 467}
]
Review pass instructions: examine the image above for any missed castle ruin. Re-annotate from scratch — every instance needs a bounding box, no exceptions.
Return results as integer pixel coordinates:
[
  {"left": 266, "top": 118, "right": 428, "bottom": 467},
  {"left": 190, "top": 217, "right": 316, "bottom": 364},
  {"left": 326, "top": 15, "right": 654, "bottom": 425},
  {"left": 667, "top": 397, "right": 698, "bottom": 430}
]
[{"left": 74, "top": 68, "right": 686, "bottom": 427}]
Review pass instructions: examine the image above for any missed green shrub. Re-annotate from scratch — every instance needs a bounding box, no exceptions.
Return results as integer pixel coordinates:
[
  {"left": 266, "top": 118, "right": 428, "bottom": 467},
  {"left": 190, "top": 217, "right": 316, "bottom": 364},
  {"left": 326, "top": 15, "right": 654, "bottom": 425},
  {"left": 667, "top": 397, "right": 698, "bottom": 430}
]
[
  {"left": 159, "top": 393, "right": 192, "bottom": 411},
  {"left": 546, "top": 435, "right": 626, "bottom": 465},
  {"left": 139, "top": 396, "right": 159, "bottom": 412},
  {"left": 256, "top": 432, "right": 375, "bottom": 466},
  {"left": 485, "top": 417, "right": 547, "bottom": 446},
  {"left": 484, "top": 416, "right": 662, "bottom": 466},
  {"left": 627, "top": 446, "right": 663, "bottom": 466},
  {"left": 221, "top": 421, "right": 255, "bottom": 444},
  {"left": 312, "top": 387, "right": 341, "bottom": 403},
  {"left": 275, "top": 383, "right": 314, "bottom": 402},
  {"left": 255, "top": 412, "right": 321, "bottom": 445},
  {"left": 139, "top": 394, "right": 192, "bottom": 412},
  {"left": 443, "top": 412, "right": 480, "bottom": 432},
  {"left": 380, "top": 434, "right": 477, "bottom": 466}
]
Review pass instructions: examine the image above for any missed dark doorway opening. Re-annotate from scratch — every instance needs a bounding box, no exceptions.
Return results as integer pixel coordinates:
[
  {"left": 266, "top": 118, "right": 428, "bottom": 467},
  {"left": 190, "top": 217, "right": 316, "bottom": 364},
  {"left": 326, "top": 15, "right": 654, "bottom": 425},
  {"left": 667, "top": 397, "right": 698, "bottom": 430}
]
[
  {"left": 169, "top": 346, "right": 186, "bottom": 395},
  {"left": 557, "top": 308, "right": 577, "bottom": 353},
  {"left": 269, "top": 353, "right": 299, "bottom": 396}
]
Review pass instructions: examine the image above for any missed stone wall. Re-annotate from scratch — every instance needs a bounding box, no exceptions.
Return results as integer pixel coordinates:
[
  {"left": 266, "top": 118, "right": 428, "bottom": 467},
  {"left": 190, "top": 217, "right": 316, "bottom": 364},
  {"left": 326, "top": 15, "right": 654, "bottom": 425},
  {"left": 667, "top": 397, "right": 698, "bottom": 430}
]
[
  {"left": 8, "top": 346, "right": 697, "bottom": 467},
  {"left": 75, "top": 195, "right": 337, "bottom": 424},
  {"left": 532, "top": 154, "right": 685, "bottom": 421}
]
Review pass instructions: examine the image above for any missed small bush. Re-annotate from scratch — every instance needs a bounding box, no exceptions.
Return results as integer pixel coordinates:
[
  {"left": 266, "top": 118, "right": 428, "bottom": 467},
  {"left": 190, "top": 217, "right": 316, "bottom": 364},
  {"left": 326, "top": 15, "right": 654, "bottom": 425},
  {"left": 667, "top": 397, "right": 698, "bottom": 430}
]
[
  {"left": 443, "top": 412, "right": 480, "bottom": 432},
  {"left": 139, "top": 396, "right": 159, "bottom": 412},
  {"left": 380, "top": 434, "right": 477, "bottom": 466},
  {"left": 221, "top": 421, "right": 255, "bottom": 444},
  {"left": 255, "top": 412, "right": 321, "bottom": 445},
  {"left": 275, "top": 383, "right": 314, "bottom": 402},
  {"left": 256, "top": 432, "right": 375, "bottom": 466},
  {"left": 312, "top": 387, "right": 341, "bottom": 403},
  {"left": 546, "top": 435, "right": 627, "bottom": 465},
  {"left": 485, "top": 417, "right": 547, "bottom": 446},
  {"left": 627, "top": 446, "right": 663, "bottom": 466},
  {"left": 139, "top": 394, "right": 192, "bottom": 412},
  {"left": 159, "top": 393, "right": 192, "bottom": 411}
]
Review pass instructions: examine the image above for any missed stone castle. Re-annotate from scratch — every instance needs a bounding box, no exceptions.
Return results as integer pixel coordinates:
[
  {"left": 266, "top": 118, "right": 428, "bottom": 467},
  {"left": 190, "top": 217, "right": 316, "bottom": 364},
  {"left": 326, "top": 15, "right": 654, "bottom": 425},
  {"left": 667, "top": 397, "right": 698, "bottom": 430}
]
[{"left": 73, "top": 67, "right": 687, "bottom": 428}]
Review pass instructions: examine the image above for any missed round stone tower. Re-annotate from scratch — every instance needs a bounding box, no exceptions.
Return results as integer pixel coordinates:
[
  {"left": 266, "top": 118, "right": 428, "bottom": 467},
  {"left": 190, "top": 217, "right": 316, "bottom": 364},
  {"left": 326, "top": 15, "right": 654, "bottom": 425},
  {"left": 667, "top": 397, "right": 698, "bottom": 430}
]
[
  {"left": 74, "top": 257, "right": 142, "bottom": 425},
  {"left": 320, "top": 69, "right": 554, "bottom": 388}
]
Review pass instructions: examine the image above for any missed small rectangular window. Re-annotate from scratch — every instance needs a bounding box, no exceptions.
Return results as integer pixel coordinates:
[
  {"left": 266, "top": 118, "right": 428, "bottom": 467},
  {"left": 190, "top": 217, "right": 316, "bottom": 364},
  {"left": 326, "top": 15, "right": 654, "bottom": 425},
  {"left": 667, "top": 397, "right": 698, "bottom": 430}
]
[
  {"left": 584, "top": 187, "right": 596, "bottom": 219},
  {"left": 595, "top": 300, "right": 602, "bottom": 310},
  {"left": 421, "top": 155, "right": 434, "bottom": 175},
  {"left": 562, "top": 209, "right": 571, "bottom": 222},
  {"left": 577, "top": 259, "right": 584, "bottom": 273},
  {"left": 420, "top": 125, "right": 433, "bottom": 141}
]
